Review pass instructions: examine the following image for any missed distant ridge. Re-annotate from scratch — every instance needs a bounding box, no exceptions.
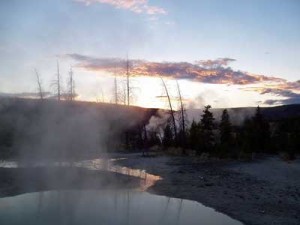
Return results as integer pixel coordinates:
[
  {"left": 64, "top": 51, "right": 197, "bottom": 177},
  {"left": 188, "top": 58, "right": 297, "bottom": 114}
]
[{"left": 1, "top": 96, "right": 299, "bottom": 124}]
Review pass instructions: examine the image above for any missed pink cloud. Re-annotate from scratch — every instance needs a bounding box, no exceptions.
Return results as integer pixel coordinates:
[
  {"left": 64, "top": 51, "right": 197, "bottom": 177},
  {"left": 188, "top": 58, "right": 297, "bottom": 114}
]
[{"left": 76, "top": 0, "right": 166, "bottom": 15}]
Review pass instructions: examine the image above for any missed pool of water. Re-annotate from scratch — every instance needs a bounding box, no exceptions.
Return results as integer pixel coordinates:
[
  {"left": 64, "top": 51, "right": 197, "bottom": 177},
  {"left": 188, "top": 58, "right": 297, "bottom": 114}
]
[
  {"left": 0, "top": 190, "right": 243, "bottom": 225},
  {"left": 0, "top": 158, "right": 161, "bottom": 190}
]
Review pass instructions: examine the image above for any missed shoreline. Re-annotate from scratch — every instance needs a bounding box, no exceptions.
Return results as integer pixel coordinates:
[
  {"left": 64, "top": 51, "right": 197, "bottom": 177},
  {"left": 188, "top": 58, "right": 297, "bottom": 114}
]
[
  {"left": 113, "top": 154, "right": 300, "bottom": 225},
  {"left": 0, "top": 154, "right": 299, "bottom": 225}
]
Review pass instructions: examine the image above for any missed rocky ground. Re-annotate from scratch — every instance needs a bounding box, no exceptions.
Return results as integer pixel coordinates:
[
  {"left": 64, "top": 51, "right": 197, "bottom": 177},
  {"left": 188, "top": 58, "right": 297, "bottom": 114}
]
[{"left": 113, "top": 154, "right": 300, "bottom": 225}]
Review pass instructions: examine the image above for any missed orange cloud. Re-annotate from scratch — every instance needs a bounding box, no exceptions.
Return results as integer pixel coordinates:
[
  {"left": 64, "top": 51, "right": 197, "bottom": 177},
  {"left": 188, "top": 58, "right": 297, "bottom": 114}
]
[
  {"left": 63, "top": 53, "right": 300, "bottom": 105},
  {"left": 66, "top": 54, "right": 283, "bottom": 86}
]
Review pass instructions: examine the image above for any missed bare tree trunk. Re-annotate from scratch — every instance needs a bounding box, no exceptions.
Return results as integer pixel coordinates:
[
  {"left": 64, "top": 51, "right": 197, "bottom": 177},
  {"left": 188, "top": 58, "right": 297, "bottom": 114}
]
[
  {"left": 123, "top": 82, "right": 126, "bottom": 105},
  {"left": 160, "top": 77, "right": 177, "bottom": 143},
  {"left": 34, "top": 69, "right": 44, "bottom": 100},
  {"left": 125, "top": 56, "right": 130, "bottom": 149},
  {"left": 176, "top": 80, "right": 187, "bottom": 153},
  {"left": 126, "top": 55, "right": 130, "bottom": 106},
  {"left": 114, "top": 75, "right": 118, "bottom": 104},
  {"left": 68, "top": 66, "right": 75, "bottom": 101},
  {"left": 56, "top": 61, "right": 61, "bottom": 101}
]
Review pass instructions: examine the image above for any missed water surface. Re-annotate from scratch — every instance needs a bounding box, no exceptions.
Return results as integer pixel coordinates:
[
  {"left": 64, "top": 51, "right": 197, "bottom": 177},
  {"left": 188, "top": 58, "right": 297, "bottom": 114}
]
[{"left": 0, "top": 190, "right": 243, "bottom": 225}]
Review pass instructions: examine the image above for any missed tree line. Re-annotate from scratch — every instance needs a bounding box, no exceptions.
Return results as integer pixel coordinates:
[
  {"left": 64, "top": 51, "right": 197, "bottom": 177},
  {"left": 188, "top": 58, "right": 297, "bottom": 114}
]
[{"left": 159, "top": 105, "right": 300, "bottom": 160}]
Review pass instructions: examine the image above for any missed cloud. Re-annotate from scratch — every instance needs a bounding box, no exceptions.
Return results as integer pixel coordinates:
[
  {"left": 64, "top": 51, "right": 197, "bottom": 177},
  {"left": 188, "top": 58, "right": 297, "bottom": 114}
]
[
  {"left": 195, "top": 58, "right": 236, "bottom": 68},
  {"left": 75, "top": 0, "right": 167, "bottom": 15},
  {"left": 244, "top": 81, "right": 300, "bottom": 105},
  {"left": 260, "top": 88, "right": 300, "bottom": 105},
  {"left": 65, "top": 54, "right": 283, "bottom": 85},
  {"left": 264, "top": 97, "right": 300, "bottom": 105},
  {"left": 65, "top": 54, "right": 300, "bottom": 106}
]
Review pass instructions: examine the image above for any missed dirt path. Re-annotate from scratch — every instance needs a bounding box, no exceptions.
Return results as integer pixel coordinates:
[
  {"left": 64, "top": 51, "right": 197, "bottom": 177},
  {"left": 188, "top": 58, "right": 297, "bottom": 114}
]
[{"left": 113, "top": 154, "right": 300, "bottom": 225}]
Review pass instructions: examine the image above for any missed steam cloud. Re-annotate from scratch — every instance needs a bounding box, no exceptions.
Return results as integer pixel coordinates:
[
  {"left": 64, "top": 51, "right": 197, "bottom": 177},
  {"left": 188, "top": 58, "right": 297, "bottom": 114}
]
[{"left": 0, "top": 98, "right": 154, "bottom": 163}]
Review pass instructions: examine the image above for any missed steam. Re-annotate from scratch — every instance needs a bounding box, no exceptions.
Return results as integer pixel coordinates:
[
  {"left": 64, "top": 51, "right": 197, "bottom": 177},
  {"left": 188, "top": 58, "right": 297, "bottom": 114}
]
[{"left": 0, "top": 98, "right": 153, "bottom": 163}]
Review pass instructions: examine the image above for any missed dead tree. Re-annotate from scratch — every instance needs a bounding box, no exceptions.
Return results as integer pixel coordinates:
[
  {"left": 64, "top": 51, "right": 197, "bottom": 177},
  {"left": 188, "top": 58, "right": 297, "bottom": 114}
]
[
  {"left": 34, "top": 69, "right": 44, "bottom": 100},
  {"left": 52, "top": 61, "right": 61, "bottom": 101},
  {"left": 114, "top": 75, "right": 118, "bottom": 104},
  {"left": 160, "top": 77, "right": 177, "bottom": 143},
  {"left": 126, "top": 55, "right": 130, "bottom": 106},
  {"left": 176, "top": 80, "right": 187, "bottom": 153},
  {"left": 124, "top": 56, "right": 130, "bottom": 149},
  {"left": 96, "top": 85, "right": 105, "bottom": 103},
  {"left": 68, "top": 66, "right": 75, "bottom": 101}
]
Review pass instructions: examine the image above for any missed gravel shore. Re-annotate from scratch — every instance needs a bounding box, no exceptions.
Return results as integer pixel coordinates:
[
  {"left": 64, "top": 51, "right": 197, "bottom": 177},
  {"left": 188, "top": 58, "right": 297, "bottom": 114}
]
[{"left": 113, "top": 154, "right": 300, "bottom": 225}]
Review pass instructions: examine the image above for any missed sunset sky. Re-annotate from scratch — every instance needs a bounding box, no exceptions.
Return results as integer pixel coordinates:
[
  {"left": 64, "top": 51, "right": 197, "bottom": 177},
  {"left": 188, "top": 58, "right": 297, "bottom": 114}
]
[{"left": 0, "top": 0, "right": 300, "bottom": 109}]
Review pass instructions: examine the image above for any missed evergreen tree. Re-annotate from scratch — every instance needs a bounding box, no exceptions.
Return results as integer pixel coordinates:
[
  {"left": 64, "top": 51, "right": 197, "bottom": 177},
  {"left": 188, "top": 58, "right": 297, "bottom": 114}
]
[
  {"left": 162, "top": 123, "right": 173, "bottom": 148},
  {"left": 189, "top": 120, "right": 199, "bottom": 150},
  {"left": 252, "top": 106, "right": 270, "bottom": 152},
  {"left": 199, "top": 105, "right": 215, "bottom": 153},
  {"left": 219, "top": 109, "right": 233, "bottom": 156},
  {"left": 241, "top": 106, "right": 270, "bottom": 154}
]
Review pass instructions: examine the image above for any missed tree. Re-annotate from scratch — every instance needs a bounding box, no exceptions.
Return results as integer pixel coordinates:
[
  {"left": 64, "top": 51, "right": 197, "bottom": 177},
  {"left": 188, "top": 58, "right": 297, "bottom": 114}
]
[
  {"left": 176, "top": 80, "right": 187, "bottom": 152},
  {"left": 218, "top": 109, "right": 233, "bottom": 156},
  {"left": 240, "top": 106, "right": 270, "bottom": 155},
  {"left": 67, "top": 66, "right": 75, "bottom": 101},
  {"left": 189, "top": 120, "right": 199, "bottom": 150},
  {"left": 34, "top": 69, "right": 44, "bottom": 100},
  {"left": 220, "top": 109, "right": 232, "bottom": 144},
  {"left": 199, "top": 105, "right": 215, "bottom": 153},
  {"left": 51, "top": 61, "right": 61, "bottom": 101},
  {"left": 126, "top": 56, "right": 130, "bottom": 106},
  {"left": 252, "top": 106, "right": 270, "bottom": 152},
  {"left": 160, "top": 77, "right": 177, "bottom": 144},
  {"left": 162, "top": 123, "right": 174, "bottom": 148},
  {"left": 114, "top": 75, "right": 118, "bottom": 104},
  {"left": 272, "top": 117, "right": 300, "bottom": 160}
]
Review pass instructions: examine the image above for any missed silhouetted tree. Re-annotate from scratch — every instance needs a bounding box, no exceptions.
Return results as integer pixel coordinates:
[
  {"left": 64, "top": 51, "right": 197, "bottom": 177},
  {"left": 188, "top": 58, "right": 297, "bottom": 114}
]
[
  {"left": 189, "top": 120, "right": 199, "bottom": 150},
  {"left": 54, "top": 61, "right": 61, "bottom": 101},
  {"left": 252, "top": 106, "right": 270, "bottom": 152},
  {"left": 160, "top": 77, "right": 177, "bottom": 144},
  {"left": 240, "top": 106, "right": 270, "bottom": 156},
  {"left": 67, "top": 66, "right": 75, "bottom": 101},
  {"left": 199, "top": 105, "right": 215, "bottom": 154},
  {"left": 176, "top": 80, "right": 187, "bottom": 153},
  {"left": 162, "top": 123, "right": 173, "bottom": 148},
  {"left": 272, "top": 117, "right": 300, "bottom": 160},
  {"left": 218, "top": 109, "right": 233, "bottom": 157},
  {"left": 34, "top": 69, "right": 44, "bottom": 100}
]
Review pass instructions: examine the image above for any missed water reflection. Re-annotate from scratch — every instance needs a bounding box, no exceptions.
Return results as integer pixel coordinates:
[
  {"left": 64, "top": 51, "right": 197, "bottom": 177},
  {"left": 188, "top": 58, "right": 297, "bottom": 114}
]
[
  {"left": 0, "top": 190, "right": 243, "bottom": 225},
  {"left": 0, "top": 158, "right": 161, "bottom": 191},
  {"left": 78, "top": 158, "right": 161, "bottom": 190}
]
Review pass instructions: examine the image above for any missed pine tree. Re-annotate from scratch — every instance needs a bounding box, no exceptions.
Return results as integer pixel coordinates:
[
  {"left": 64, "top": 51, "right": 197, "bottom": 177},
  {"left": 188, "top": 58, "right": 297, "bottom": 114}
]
[
  {"left": 219, "top": 109, "right": 233, "bottom": 156},
  {"left": 189, "top": 120, "right": 199, "bottom": 150},
  {"left": 251, "top": 106, "right": 269, "bottom": 151},
  {"left": 242, "top": 106, "right": 270, "bottom": 154},
  {"left": 220, "top": 109, "right": 232, "bottom": 145},
  {"left": 162, "top": 123, "right": 173, "bottom": 148},
  {"left": 199, "top": 105, "right": 215, "bottom": 153}
]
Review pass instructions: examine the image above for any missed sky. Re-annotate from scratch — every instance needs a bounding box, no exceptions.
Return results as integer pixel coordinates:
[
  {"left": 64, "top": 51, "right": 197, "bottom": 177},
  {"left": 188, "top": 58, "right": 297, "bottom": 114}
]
[{"left": 0, "top": 0, "right": 300, "bottom": 109}]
